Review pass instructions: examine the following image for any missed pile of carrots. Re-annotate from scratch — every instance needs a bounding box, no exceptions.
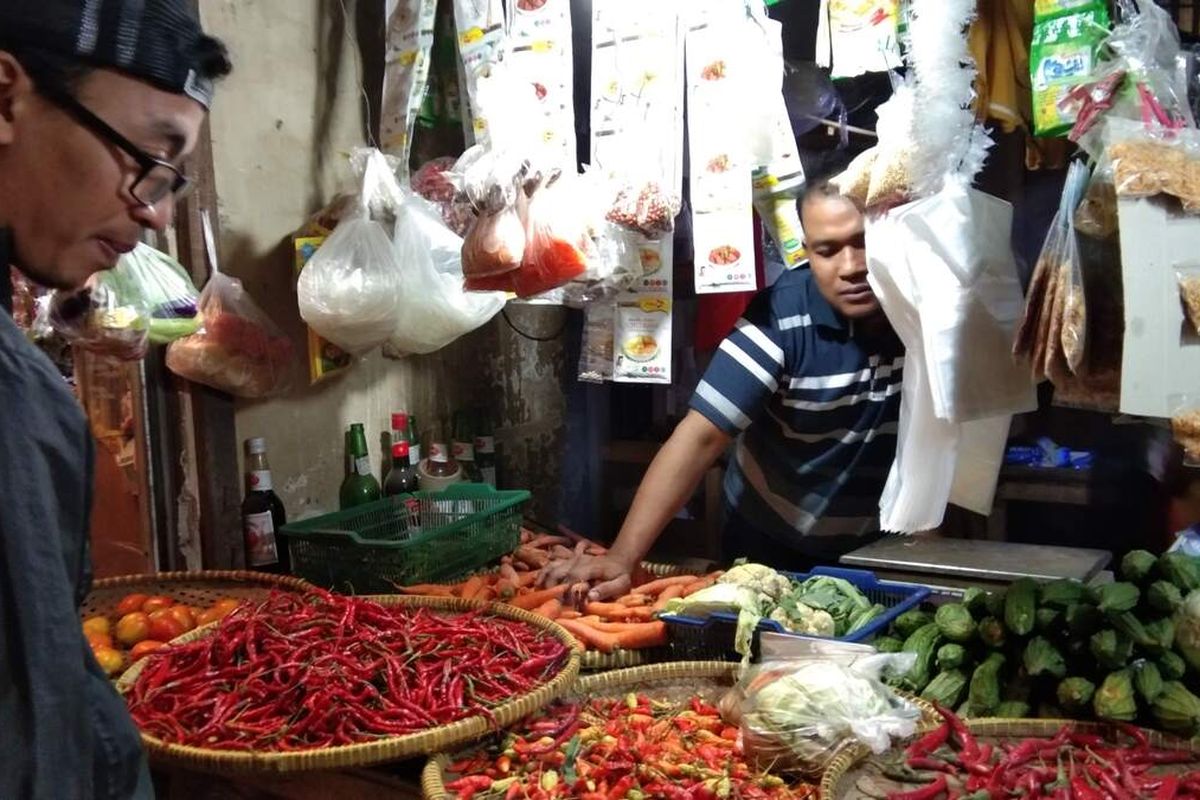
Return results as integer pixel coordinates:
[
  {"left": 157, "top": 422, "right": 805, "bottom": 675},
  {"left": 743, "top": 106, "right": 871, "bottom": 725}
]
[{"left": 398, "top": 527, "right": 724, "bottom": 654}]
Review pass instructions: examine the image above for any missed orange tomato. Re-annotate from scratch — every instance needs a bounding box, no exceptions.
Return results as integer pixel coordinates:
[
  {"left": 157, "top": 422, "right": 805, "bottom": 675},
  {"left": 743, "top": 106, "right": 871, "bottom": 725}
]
[
  {"left": 148, "top": 611, "right": 186, "bottom": 642},
  {"left": 115, "top": 593, "right": 149, "bottom": 617},
  {"left": 212, "top": 598, "right": 242, "bottom": 618},
  {"left": 115, "top": 612, "right": 151, "bottom": 646},
  {"left": 82, "top": 616, "right": 111, "bottom": 638},
  {"left": 167, "top": 605, "right": 195, "bottom": 632},
  {"left": 129, "top": 640, "right": 166, "bottom": 662},
  {"left": 86, "top": 632, "right": 114, "bottom": 650},
  {"left": 141, "top": 595, "right": 176, "bottom": 614},
  {"left": 93, "top": 647, "right": 125, "bottom": 676},
  {"left": 194, "top": 608, "right": 223, "bottom": 627}
]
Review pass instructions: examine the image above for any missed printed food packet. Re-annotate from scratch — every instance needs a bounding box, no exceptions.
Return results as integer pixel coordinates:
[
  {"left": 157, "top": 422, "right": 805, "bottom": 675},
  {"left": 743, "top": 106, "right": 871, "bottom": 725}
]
[
  {"left": 1170, "top": 394, "right": 1200, "bottom": 466},
  {"left": 1030, "top": 6, "right": 1111, "bottom": 137}
]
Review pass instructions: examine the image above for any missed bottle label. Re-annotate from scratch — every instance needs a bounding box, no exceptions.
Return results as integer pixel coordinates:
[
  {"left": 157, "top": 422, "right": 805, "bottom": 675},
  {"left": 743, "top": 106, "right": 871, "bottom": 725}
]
[
  {"left": 354, "top": 456, "right": 373, "bottom": 476},
  {"left": 411, "top": 444, "right": 422, "bottom": 464},
  {"left": 481, "top": 466, "right": 497, "bottom": 487},
  {"left": 243, "top": 511, "right": 279, "bottom": 567},
  {"left": 452, "top": 440, "right": 476, "bottom": 461},
  {"left": 474, "top": 436, "right": 496, "bottom": 455},
  {"left": 429, "top": 443, "right": 449, "bottom": 463},
  {"left": 248, "top": 470, "right": 273, "bottom": 492}
]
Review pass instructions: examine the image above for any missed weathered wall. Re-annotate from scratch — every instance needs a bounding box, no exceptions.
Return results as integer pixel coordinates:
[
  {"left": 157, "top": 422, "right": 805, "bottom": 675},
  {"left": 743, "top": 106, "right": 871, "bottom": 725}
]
[{"left": 200, "top": 0, "right": 567, "bottom": 522}]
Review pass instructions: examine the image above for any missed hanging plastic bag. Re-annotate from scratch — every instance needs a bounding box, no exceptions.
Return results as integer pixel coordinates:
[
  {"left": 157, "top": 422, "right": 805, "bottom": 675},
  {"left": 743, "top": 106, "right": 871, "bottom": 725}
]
[
  {"left": 385, "top": 191, "right": 506, "bottom": 355},
  {"left": 166, "top": 213, "right": 294, "bottom": 398},
  {"left": 511, "top": 169, "right": 593, "bottom": 298},
  {"left": 110, "top": 243, "right": 202, "bottom": 345},
  {"left": 1171, "top": 394, "right": 1200, "bottom": 466},
  {"left": 724, "top": 654, "right": 921, "bottom": 776},
  {"left": 297, "top": 150, "right": 407, "bottom": 355},
  {"left": 165, "top": 271, "right": 294, "bottom": 398},
  {"left": 49, "top": 277, "right": 149, "bottom": 361}
]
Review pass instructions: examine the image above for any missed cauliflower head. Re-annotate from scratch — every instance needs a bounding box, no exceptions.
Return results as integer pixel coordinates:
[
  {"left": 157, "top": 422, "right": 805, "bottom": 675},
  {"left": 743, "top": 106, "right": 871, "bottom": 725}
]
[
  {"left": 720, "top": 563, "right": 793, "bottom": 603},
  {"left": 769, "top": 604, "right": 836, "bottom": 637}
]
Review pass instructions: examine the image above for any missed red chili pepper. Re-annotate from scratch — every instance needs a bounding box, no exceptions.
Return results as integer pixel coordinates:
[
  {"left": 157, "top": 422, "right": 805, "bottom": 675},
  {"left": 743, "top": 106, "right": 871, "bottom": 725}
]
[
  {"left": 1071, "top": 775, "right": 1104, "bottom": 800},
  {"left": 1155, "top": 775, "right": 1181, "bottom": 800},
  {"left": 908, "top": 756, "right": 959, "bottom": 775},
  {"left": 908, "top": 723, "right": 952, "bottom": 759},
  {"left": 887, "top": 775, "right": 948, "bottom": 800}
]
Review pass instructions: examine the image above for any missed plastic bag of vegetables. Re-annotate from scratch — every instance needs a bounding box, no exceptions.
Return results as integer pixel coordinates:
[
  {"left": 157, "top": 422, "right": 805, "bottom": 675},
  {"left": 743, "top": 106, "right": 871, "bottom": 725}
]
[{"left": 723, "top": 653, "right": 922, "bottom": 776}]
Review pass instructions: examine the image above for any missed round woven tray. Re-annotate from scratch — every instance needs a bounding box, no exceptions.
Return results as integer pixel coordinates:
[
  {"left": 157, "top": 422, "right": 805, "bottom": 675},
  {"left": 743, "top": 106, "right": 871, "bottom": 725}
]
[
  {"left": 80, "top": 570, "right": 317, "bottom": 620},
  {"left": 115, "top": 595, "right": 582, "bottom": 774},
  {"left": 820, "top": 717, "right": 1200, "bottom": 799},
  {"left": 422, "top": 661, "right": 739, "bottom": 799}
]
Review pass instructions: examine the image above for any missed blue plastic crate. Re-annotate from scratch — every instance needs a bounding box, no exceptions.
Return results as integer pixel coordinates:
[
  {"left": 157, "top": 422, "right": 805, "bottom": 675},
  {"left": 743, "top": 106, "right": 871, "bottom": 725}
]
[{"left": 663, "top": 566, "right": 931, "bottom": 661}]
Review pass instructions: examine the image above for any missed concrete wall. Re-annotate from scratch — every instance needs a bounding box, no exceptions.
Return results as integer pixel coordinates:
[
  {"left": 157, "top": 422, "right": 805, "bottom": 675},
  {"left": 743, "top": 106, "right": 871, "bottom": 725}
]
[{"left": 200, "top": 0, "right": 567, "bottom": 522}]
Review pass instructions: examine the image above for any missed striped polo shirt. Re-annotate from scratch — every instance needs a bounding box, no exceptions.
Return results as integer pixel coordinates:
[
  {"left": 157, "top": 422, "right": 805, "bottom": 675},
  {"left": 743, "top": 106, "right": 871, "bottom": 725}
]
[{"left": 689, "top": 268, "right": 903, "bottom": 553}]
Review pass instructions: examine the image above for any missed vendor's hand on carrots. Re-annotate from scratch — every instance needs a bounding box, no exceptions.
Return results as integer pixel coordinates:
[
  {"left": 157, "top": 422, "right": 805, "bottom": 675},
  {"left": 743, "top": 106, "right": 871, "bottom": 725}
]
[{"left": 537, "top": 553, "right": 636, "bottom": 603}]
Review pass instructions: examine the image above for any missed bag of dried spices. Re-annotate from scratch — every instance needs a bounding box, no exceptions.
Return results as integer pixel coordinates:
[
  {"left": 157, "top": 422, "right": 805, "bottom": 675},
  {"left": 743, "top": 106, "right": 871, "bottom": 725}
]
[
  {"left": 1170, "top": 395, "right": 1200, "bottom": 466},
  {"left": 1178, "top": 266, "right": 1200, "bottom": 334}
]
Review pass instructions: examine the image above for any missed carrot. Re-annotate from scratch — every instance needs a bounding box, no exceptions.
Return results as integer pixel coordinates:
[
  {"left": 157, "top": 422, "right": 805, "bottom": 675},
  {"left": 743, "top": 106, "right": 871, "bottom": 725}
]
[
  {"left": 531, "top": 598, "right": 563, "bottom": 619},
  {"left": 614, "top": 621, "right": 667, "bottom": 649},
  {"left": 631, "top": 575, "right": 699, "bottom": 596},
  {"left": 517, "top": 571, "right": 540, "bottom": 587},
  {"left": 475, "top": 587, "right": 496, "bottom": 603},
  {"left": 397, "top": 583, "right": 455, "bottom": 596},
  {"left": 514, "top": 546, "right": 549, "bottom": 570},
  {"left": 556, "top": 618, "right": 619, "bottom": 654},
  {"left": 527, "top": 534, "right": 571, "bottom": 550},
  {"left": 498, "top": 563, "right": 520, "bottom": 584},
  {"left": 651, "top": 584, "right": 686, "bottom": 612},
  {"left": 520, "top": 528, "right": 534, "bottom": 544},
  {"left": 558, "top": 609, "right": 582, "bottom": 620},
  {"left": 494, "top": 579, "right": 518, "bottom": 601},
  {"left": 616, "top": 594, "right": 651, "bottom": 607},
  {"left": 585, "top": 602, "right": 654, "bottom": 622},
  {"left": 459, "top": 575, "right": 487, "bottom": 601},
  {"left": 509, "top": 585, "right": 567, "bottom": 610},
  {"left": 680, "top": 572, "right": 722, "bottom": 597},
  {"left": 585, "top": 545, "right": 608, "bottom": 555}
]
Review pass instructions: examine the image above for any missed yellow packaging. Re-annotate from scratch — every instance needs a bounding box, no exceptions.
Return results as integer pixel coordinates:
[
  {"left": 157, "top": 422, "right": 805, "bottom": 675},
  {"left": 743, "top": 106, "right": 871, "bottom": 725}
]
[{"left": 293, "top": 236, "right": 353, "bottom": 384}]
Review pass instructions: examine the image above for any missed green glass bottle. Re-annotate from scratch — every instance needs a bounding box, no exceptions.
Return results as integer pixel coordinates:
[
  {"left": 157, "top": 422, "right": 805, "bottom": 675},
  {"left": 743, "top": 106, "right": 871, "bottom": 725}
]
[{"left": 339, "top": 423, "right": 381, "bottom": 509}]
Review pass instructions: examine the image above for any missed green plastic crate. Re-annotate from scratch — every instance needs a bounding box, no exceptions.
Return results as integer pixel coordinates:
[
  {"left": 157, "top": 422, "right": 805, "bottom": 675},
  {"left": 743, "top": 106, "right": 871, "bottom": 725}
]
[{"left": 278, "top": 484, "right": 529, "bottom": 593}]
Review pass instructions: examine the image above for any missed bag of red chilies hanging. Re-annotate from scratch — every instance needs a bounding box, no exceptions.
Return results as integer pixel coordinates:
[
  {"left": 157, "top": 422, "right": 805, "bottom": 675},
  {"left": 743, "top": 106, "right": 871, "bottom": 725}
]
[{"left": 464, "top": 169, "right": 592, "bottom": 297}]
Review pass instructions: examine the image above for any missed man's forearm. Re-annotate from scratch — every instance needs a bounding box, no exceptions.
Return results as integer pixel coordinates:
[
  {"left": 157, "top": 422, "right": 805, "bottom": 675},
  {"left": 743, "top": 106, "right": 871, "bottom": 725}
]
[{"left": 608, "top": 412, "right": 732, "bottom": 568}]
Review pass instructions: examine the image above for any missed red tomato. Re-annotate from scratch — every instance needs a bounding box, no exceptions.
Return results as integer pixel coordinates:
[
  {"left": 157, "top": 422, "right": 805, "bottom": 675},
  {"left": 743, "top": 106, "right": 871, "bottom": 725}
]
[
  {"left": 93, "top": 647, "right": 125, "bottom": 676},
  {"left": 167, "top": 605, "right": 195, "bottom": 632},
  {"left": 212, "top": 598, "right": 242, "bottom": 617},
  {"left": 115, "top": 593, "right": 149, "bottom": 617},
  {"left": 147, "top": 610, "right": 186, "bottom": 642},
  {"left": 194, "top": 608, "right": 223, "bottom": 627},
  {"left": 86, "top": 632, "right": 114, "bottom": 650},
  {"left": 141, "top": 595, "right": 176, "bottom": 614},
  {"left": 129, "top": 640, "right": 166, "bottom": 662}
]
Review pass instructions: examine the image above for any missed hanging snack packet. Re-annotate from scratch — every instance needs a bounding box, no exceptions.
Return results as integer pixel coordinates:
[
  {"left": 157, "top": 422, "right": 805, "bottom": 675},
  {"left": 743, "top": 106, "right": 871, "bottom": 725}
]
[{"left": 1030, "top": 5, "right": 1111, "bottom": 137}]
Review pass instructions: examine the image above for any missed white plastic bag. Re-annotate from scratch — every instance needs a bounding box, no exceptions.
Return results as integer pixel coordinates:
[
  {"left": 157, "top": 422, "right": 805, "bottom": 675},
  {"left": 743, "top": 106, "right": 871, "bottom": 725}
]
[
  {"left": 867, "top": 185, "right": 1034, "bottom": 531},
  {"left": 385, "top": 191, "right": 506, "bottom": 355},
  {"left": 297, "top": 150, "right": 406, "bottom": 355},
  {"left": 723, "top": 653, "right": 921, "bottom": 776}
]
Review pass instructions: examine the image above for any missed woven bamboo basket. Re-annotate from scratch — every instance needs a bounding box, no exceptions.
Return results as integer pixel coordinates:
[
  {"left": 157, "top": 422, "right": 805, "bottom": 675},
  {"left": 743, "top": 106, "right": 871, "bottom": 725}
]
[
  {"left": 114, "top": 595, "right": 582, "bottom": 774},
  {"left": 422, "top": 661, "right": 740, "bottom": 799},
  {"left": 80, "top": 570, "right": 318, "bottom": 620},
  {"left": 820, "top": 717, "right": 1200, "bottom": 799}
]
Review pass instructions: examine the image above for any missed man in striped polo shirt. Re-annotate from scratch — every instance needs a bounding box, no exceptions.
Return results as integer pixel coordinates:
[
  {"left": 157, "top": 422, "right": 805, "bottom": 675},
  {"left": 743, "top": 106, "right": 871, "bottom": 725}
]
[{"left": 545, "top": 182, "right": 903, "bottom": 600}]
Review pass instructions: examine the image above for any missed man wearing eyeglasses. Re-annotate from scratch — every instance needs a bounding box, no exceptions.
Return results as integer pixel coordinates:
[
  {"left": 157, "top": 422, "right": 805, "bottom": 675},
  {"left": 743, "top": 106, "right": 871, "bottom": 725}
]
[{"left": 0, "top": 2, "right": 230, "bottom": 798}]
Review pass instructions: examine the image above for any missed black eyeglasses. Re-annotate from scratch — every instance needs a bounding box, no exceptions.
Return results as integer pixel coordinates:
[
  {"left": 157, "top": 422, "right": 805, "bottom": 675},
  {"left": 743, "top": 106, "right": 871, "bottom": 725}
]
[{"left": 37, "top": 81, "right": 192, "bottom": 208}]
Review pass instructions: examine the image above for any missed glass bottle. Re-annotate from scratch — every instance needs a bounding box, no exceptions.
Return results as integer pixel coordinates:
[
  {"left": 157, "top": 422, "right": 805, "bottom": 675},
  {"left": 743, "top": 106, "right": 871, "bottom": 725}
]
[
  {"left": 383, "top": 440, "right": 420, "bottom": 496},
  {"left": 339, "top": 423, "right": 381, "bottom": 509},
  {"left": 241, "top": 437, "right": 290, "bottom": 573},
  {"left": 474, "top": 410, "right": 497, "bottom": 487},
  {"left": 451, "top": 409, "right": 483, "bottom": 482}
]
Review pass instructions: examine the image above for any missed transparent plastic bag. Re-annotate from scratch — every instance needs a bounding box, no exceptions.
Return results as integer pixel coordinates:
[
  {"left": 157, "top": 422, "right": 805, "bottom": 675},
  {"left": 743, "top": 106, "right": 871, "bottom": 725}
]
[
  {"left": 604, "top": 179, "right": 681, "bottom": 239},
  {"left": 296, "top": 150, "right": 407, "bottom": 355},
  {"left": 724, "top": 654, "right": 921, "bottom": 776},
  {"left": 165, "top": 272, "right": 294, "bottom": 398},
  {"left": 49, "top": 278, "right": 149, "bottom": 361},
  {"left": 1178, "top": 265, "right": 1200, "bottom": 334},
  {"left": 461, "top": 176, "right": 526, "bottom": 280},
  {"left": 1170, "top": 394, "right": 1200, "bottom": 466},
  {"left": 111, "top": 244, "right": 201, "bottom": 345},
  {"left": 1074, "top": 158, "right": 1118, "bottom": 238},
  {"left": 512, "top": 170, "right": 593, "bottom": 298},
  {"left": 1104, "top": 119, "right": 1200, "bottom": 209},
  {"left": 412, "top": 156, "right": 473, "bottom": 235},
  {"left": 384, "top": 191, "right": 506, "bottom": 355}
]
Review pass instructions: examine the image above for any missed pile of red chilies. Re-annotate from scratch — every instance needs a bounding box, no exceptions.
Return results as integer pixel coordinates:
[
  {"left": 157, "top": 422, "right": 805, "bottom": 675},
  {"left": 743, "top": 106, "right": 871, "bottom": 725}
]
[
  {"left": 125, "top": 591, "right": 570, "bottom": 751},
  {"left": 890, "top": 707, "right": 1199, "bottom": 800}
]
